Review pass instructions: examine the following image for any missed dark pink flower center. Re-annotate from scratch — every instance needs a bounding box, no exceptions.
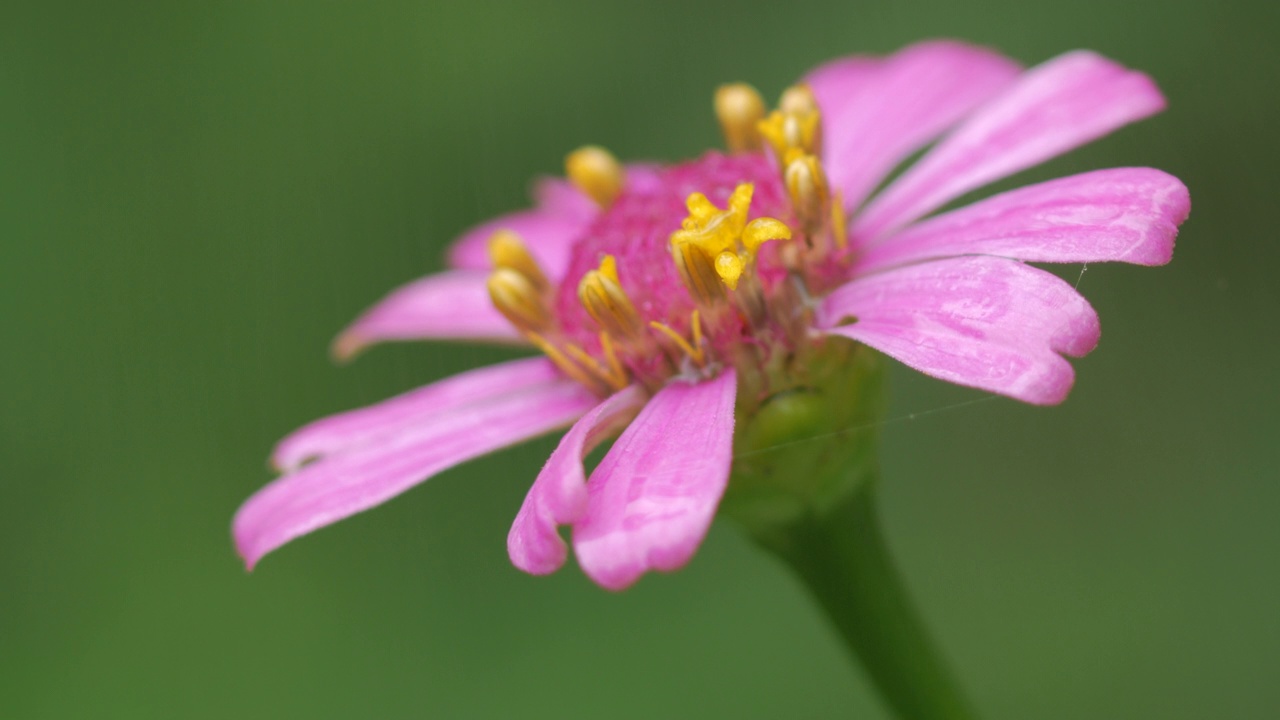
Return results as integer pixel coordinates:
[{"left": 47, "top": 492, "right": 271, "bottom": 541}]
[{"left": 553, "top": 151, "right": 790, "bottom": 350}]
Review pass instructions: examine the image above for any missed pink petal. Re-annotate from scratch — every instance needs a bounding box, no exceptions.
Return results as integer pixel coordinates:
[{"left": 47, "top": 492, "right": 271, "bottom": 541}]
[
  {"left": 817, "top": 41, "right": 1021, "bottom": 214},
  {"left": 802, "top": 54, "right": 881, "bottom": 130},
  {"left": 236, "top": 371, "right": 597, "bottom": 569},
  {"left": 444, "top": 167, "right": 657, "bottom": 278},
  {"left": 573, "top": 370, "right": 738, "bottom": 591},
  {"left": 507, "top": 385, "right": 647, "bottom": 575},
  {"left": 272, "top": 357, "right": 562, "bottom": 473},
  {"left": 619, "top": 163, "right": 666, "bottom": 194},
  {"left": 530, "top": 177, "right": 598, "bottom": 221},
  {"left": 854, "top": 168, "right": 1190, "bottom": 274},
  {"left": 331, "top": 270, "right": 523, "bottom": 360},
  {"left": 819, "top": 257, "right": 1099, "bottom": 405},
  {"left": 854, "top": 51, "right": 1167, "bottom": 242},
  {"left": 445, "top": 209, "right": 591, "bottom": 280}
]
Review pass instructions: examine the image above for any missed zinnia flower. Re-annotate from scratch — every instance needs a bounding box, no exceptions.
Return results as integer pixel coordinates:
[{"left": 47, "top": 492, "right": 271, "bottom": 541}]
[{"left": 233, "top": 41, "right": 1189, "bottom": 590}]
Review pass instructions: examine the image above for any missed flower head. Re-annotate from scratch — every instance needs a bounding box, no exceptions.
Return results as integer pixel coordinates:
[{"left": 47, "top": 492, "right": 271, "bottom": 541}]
[{"left": 234, "top": 41, "right": 1189, "bottom": 590}]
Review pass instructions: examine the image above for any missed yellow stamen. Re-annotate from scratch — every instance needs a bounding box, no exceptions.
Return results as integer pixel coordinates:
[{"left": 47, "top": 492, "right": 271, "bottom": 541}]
[
  {"left": 527, "top": 332, "right": 603, "bottom": 391},
  {"left": 757, "top": 106, "right": 821, "bottom": 161},
  {"left": 578, "top": 254, "right": 643, "bottom": 339},
  {"left": 486, "top": 230, "right": 548, "bottom": 292},
  {"left": 564, "top": 337, "right": 628, "bottom": 391},
  {"left": 684, "top": 192, "right": 722, "bottom": 226},
  {"left": 672, "top": 240, "right": 725, "bottom": 304},
  {"left": 487, "top": 268, "right": 551, "bottom": 333},
  {"left": 726, "top": 183, "right": 754, "bottom": 221},
  {"left": 830, "top": 190, "right": 848, "bottom": 250},
  {"left": 714, "top": 83, "right": 766, "bottom": 153},
  {"left": 598, "top": 332, "right": 628, "bottom": 388},
  {"left": 784, "top": 153, "right": 830, "bottom": 230},
  {"left": 566, "top": 145, "right": 624, "bottom": 208},
  {"left": 668, "top": 183, "right": 790, "bottom": 295},
  {"left": 741, "top": 217, "right": 793, "bottom": 253},
  {"left": 649, "top": 311, "right": 705, "bottom": 366},
  {"left": 714, "top": 251, "right": 744, "bottom": 290},
  {"left": 671, "top": 184, "right": 754, "bottom": 256},
  {"left": 779, "top": 84, "right": 818, "bottom": 116},
  {"left": 597, "top": 254, "right": 621, "bottom": 284}
]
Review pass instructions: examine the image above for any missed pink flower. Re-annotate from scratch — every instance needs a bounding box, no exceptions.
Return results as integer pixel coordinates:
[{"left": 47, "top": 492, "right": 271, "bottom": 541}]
[{"left": 233, "top": 41, "right": 1189, "bottom": 590}]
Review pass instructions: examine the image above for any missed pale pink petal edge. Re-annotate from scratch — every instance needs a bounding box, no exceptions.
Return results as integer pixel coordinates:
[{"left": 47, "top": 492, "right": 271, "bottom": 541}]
[
  {"left": 855, "top": 50, "right": 1168, "bottom": 242},
  {"left": 820, "top": 257, "right": 1099, "bottom": 405},
  {"left": 236, "top": 372, "right": 595, "bottom": 569},
  {"left": 332, "top": 270, "right": 524, "bottom": 361},
  {"left": 817, "top": 40, "right": 1022, "bottom": 214},
  {"left": 855, "top": 167, "right": 1190, "bottom": 274},
  {"left": 272, "top": 357, "right": 560, "bottom": 473}
]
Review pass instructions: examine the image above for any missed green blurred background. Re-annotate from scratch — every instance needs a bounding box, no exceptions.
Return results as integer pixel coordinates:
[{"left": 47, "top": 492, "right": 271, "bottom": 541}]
[{"left": 3, "top": 1, "right": 1276, "bottom": 718}]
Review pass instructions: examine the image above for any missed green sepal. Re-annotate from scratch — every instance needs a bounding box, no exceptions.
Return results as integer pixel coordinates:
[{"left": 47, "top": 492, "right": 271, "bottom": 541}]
[
  {"left": 724, "top": 339, "right": 978, "bottom": 720},
  {"left": 722, "top": 337, "right": 888, "bottom": 542}
]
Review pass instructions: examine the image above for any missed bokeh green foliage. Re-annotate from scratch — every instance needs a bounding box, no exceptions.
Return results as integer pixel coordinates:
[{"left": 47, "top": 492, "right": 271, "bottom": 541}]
[{"left": 2, "top": 1, "right": 1277, "bottom": 718}]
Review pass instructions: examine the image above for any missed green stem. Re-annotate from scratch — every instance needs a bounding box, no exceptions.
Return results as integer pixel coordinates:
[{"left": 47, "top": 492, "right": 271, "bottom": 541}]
[
  {"left": 761, "top": 485, "right": 977, "bottom": 720},
  {"left": 725, "top": 342, "right": 975, "bottom": 719}
]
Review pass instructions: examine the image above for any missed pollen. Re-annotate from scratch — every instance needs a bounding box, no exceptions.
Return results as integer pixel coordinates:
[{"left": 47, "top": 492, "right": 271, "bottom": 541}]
[
  {"left": 742, "top": 217, "right": 793, "bottom": 253},
  {"left": 714, "top": 251, "right": 745, "bottom": 290},
  {"left": 566, "top": 145, "right": 624, "bottom": 208}
]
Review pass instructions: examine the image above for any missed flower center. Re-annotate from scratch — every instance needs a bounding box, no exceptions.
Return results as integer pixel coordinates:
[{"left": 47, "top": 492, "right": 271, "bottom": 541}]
[
  {"left": 556, "top": 152, "right": 789, "bottom": 345},
  {"left": 486, "top": 81, "right": 850, "bottom": 396}
]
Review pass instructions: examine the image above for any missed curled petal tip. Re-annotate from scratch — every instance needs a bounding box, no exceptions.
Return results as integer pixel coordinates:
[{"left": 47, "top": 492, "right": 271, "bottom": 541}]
[
  {"left": 573, "top": 371, "right": 737, "bottom": 591},
  {"left": 233, "top": 524, "right": 261, "bottom": 572},
  {"left": 330, "top": 332, "right": 366, "bottom": 364}
]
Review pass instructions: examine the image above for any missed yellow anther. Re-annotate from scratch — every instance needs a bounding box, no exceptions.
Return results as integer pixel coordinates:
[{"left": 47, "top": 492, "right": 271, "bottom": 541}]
[
  {"left": 685, "top": 192, "right": 721, "bottom": 225},
  {"left": 487, "top": 230, "right": 548, "bottom": 292},
  {"left": 597, "top": 254, "right": 621, "bottom": 285},
  {"left": 830, "top": 190, "right": 848, "bottom": 250},
  {"left": 779, "top": 84, "right": 819, "bottom": 116},
  {"left": 578, "top": 254, "right": 643, "bottom": 339},
  {"left": 566, "top": 145, "right": 624, "bottom": 208},
  {"left": 726, "top": 183, "right": 754, "bottom": 225},
  {"left": 649, "top": 311, "right": 705, "bottom": 366},
  {"left": 714, "top": 251, "right": 744, "bottom": 290},
  {"left": 742, "top": 217, "right": 793, "bottom": 253},
  {"left": 671, "top": 241, "right": 725, "bottom": 304},
  {"left": 715, "top": 83, "right": 766, "bottom": 153},
  {"left": 669, "top": 183, "right": 767, "bottom": 297},
  {"left": 487, "top": 268, "right": 552, "bottom": 333},
  {"left": 785, "top": 153, "right": 830, "bottom": 229},
  {"left": 672, "top": 184, "right": 754, "bottom": 252},
  {"left": 757, "top": 107, "right": 821, "bottom": 161}
]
